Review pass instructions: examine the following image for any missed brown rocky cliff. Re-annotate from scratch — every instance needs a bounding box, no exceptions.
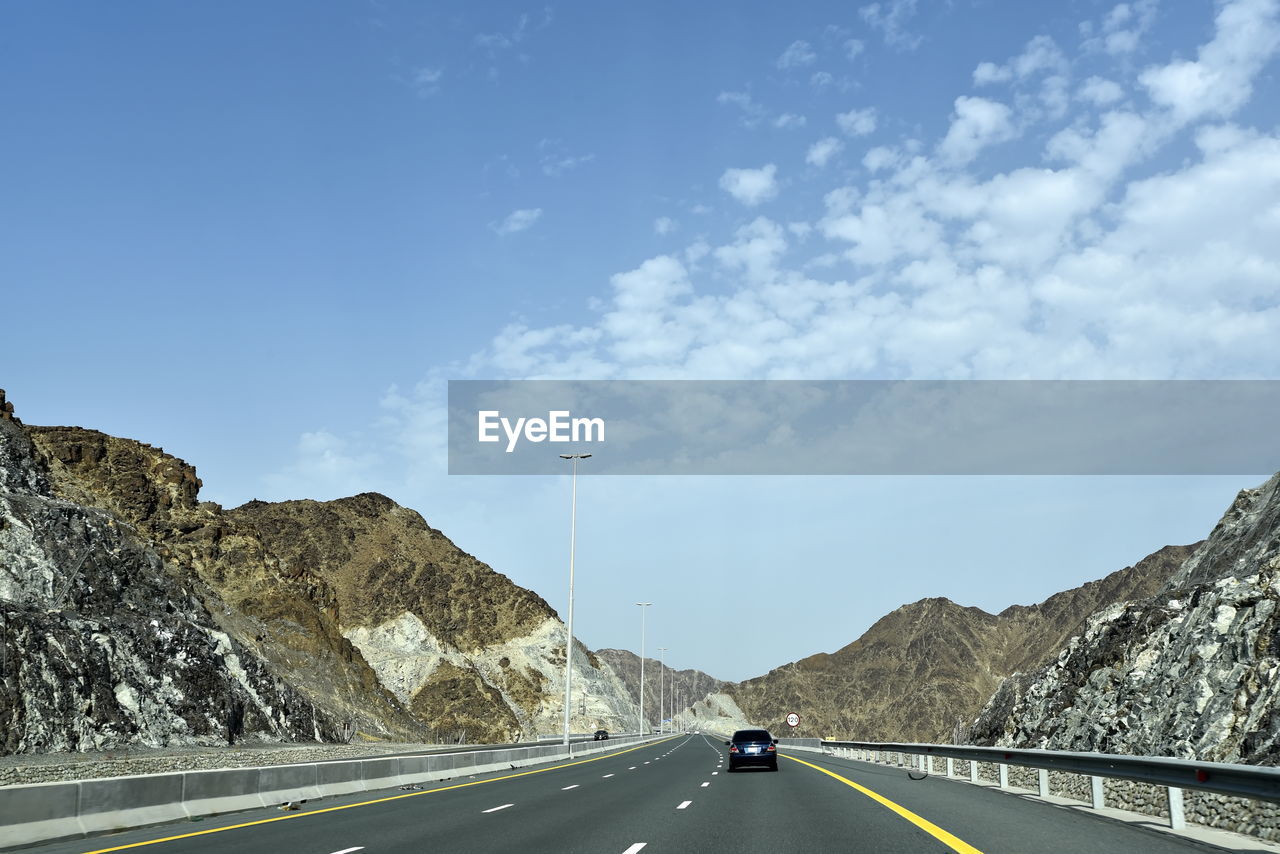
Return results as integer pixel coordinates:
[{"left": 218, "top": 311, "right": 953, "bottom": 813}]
[{"left": 726, "top": 544, "right": 1196, "bottom": 741}]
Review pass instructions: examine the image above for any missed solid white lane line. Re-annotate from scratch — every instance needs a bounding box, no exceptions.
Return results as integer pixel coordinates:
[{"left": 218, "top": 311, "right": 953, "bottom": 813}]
[
  {"left": 622, "top": 845, "right": 647, "bottom": 854},
  {"left": 329, "top": 849, "right": 365, "bottom": 854},
  {"left": 677, "top": 800, "right": 692, "bottom": 810},
  {"left": 483, "top": 804, "right": 514, "bottom": 813},
  {"left": 602, "top": 773, "right": 615, "bottom": 778},
  {"left": 562, "top": 785, "right": 580, "bottom": 790},
  {"left": 701, "top": 782, "right": 710, "bottom": 787}
]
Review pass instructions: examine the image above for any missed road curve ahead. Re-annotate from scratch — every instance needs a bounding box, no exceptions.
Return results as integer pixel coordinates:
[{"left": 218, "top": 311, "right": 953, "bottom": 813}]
[{"left": 18, "top": 735, "right": 1247, "bottom": 854}]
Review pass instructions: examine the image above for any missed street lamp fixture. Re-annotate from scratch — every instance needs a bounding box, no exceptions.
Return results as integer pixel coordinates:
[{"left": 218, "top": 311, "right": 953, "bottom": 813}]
[
  {"left": 560, "top": 452, "right": 592, "bottom": 747},
  {"left": 636, "top": 602, "right": 651, "bottom": 735}
]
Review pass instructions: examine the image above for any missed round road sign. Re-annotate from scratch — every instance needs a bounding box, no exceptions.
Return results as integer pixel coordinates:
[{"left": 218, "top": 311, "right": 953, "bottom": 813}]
[{"left": 786, "top": 712, "right": 800, "bottom": 728}]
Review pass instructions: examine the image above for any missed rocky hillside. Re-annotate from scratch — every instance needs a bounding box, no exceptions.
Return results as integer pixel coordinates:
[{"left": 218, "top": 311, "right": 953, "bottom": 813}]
[
  {"left": 0, "top": 392, "right": 343, "bottom": 752},
  {"left": 2, "top": 390, "right": 638, "bottom": 752},
  {"left": 594, "top": 649, "right": 724, "bottom": 729},
  {"left": 723, "top": 544, "right": 1194, "bottom": 741},
  {"left": 971, "top": 473, "right": 1280, "bottom": 763}
]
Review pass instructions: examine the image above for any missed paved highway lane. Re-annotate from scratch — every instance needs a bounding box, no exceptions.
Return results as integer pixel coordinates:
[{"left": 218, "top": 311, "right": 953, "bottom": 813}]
[{"left": 17, "top": 735, "right": 1257, "bottom": 854}]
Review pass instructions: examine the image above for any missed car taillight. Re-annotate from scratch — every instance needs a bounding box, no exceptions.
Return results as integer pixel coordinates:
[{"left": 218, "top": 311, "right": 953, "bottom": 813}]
[
  {"left": 766, "top": 744, "right": 776, "bottom": 752},
  {"left": 729, "top": 745, "right": 738, "bottom": 753}
]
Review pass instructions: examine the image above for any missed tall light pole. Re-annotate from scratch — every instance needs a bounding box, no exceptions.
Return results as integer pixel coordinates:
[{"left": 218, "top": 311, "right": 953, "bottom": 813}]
[
  {"left": 657, "top": 647, "right": 668, "bottom": 735},
  {"left": 636, "top": 602, "right": 651, "bottom": 734},
  {"left": 559, "top": 452, "right": 592, "bottom": 747}
]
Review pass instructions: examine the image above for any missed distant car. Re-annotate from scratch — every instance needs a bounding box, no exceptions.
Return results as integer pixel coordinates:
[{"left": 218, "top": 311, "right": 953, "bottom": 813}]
[
  {"left": 725, "top": 729, "right": 778, "bottom": 771},
  {"left": 593, "top": 729, "right": 609, "bottom": 741}
]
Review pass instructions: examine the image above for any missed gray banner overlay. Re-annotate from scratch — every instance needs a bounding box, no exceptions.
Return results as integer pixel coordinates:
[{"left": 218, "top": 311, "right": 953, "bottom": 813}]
[{"left": 447, "top": 380, "right": 1280, "bottom": 475}]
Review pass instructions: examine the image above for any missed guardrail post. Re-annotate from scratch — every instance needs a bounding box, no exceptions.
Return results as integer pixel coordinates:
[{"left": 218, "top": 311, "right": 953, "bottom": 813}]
[
  {"left": 1038, "top": 768, "right": 1049, "bottom": 797},
  {"left": 1090, "top": 776, "right": 1105, "bottom": 809},
  {"left": 969, "top": 761, "right": 978, "bottom": 783},
  {"left": 999, "top": 763, "right": 1008, "bottom": 789},
  {"left": 946, "top": 757, "right": 954, "bottom": 778},
  {"left": 1167, "top": 787, "right": 1186, "bottom": 830}
]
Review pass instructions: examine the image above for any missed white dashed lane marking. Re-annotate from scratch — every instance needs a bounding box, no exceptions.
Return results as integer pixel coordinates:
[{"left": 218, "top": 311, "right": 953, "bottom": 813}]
[
  {"left": 562, "top": 785, "right": 579, "bottom": 790},
  {"left": 701, "top": 782, "right": 710, "bottom": 787},
  {"left": 629, "top": 766, "right": 637, "bottom": 770},
  {"left": 483, "top": 804, "right": 514, "bottom": 813},
  {"left": 329, "top": 849, "right": 365, "bottom": 854},
  {"left": 677, "top": 800, "right": 692, "bottom": 810},
  {"left": 603, "top": 773, "right": 615, "bottom": 778},
  {"left": 622, "top": 845, "right": 647, "bottom": 854}
]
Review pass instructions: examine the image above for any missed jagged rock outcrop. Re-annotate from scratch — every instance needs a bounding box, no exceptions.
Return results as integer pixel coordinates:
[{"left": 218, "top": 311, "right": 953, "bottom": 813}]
[
  {"left": 594, "top": 649, "right": 724, "bottom": 729},
  {"left": 0, "top": 398, "right": 342, "bottom": 752},
  {"left": 971, "top": 474, "right": 1280, "bottom": 763},
  {"left": 12, "top": 403, "right": 637, "bottom": 749},
  {"left": 725, "top": 545, "right": 1193, "bottom": 741}
]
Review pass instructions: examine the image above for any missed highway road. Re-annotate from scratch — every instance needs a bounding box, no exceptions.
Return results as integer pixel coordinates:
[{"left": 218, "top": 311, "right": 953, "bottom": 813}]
[{"left": 19, "top": 734, "right": 1256, "bottom": 854}]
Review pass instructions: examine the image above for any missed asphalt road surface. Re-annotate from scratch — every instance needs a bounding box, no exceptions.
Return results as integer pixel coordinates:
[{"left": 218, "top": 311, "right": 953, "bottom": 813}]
[{"left": 19, "top": 734, "right": 1256, "bottom": 854}]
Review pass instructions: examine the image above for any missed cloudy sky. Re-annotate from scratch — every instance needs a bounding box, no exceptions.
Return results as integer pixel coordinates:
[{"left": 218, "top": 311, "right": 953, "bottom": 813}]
[{"left": 5, "top": 0, "right": 1278, "bottom": 681}]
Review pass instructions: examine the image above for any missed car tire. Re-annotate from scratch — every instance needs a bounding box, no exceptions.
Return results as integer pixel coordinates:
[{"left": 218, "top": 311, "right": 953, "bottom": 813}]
[{"left": 770, "top": 762, "right": 779, "bottom": 771}]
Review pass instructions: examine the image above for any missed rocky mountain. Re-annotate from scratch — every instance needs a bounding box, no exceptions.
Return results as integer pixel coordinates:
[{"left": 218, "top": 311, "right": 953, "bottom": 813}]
[
  {"left": 971, "top": 473, "right": 1280, "bottom": 763},
  {"left": 0, "top": 392, "right": 343, "bottom": 752},
  {"left": 1, "top": 390, "right": 639, "bottom": 752},
  {"left": 594, "top": 649, "right": 724, "bottom": 729},
  {"left": 722, "top": 544, "right": 1195, "bottom": 741}
]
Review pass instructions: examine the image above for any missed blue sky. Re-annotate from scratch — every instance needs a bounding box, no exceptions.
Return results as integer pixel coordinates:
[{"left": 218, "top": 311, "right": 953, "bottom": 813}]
[{"left": 4, "top": 1, "right": 1278, "bottom": 681}]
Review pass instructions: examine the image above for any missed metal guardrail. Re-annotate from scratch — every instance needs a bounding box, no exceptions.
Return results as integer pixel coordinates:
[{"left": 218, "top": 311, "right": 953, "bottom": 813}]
[{"left": 814, "top": 740, "right": 1280, "bottom": 831}]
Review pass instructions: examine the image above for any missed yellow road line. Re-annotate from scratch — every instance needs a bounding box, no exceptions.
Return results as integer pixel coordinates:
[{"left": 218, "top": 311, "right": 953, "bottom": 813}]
[
  {"left": 81, "top": 736, "right": 684, "bottom": 853},
  {"left": 782, "top": 753, "right": 984, "bottom": 854}
]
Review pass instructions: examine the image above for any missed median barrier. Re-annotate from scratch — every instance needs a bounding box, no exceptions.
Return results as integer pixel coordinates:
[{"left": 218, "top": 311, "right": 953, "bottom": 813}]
[
  {"left": 0, "top": 780, "right": 81, "bottom": 848},
  {"left": 359, "top": 757, "right": 402, "bottom": 791},
  {"left": 315, "top": 760, "right": 364, "bottom": 797},
  {"left": 256, "top": 763, "right": 320, "bottom": 807},
  {"left": 182, "top": 767, "right": 262, "bottom": 816},
  {"left": 78, "top": 772, "right": 187, "bottom": 837}
]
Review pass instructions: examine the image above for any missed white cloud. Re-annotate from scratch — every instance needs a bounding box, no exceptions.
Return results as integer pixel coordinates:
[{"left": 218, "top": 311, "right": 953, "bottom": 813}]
[
  {"left": 1079, "top": 76, "right": 1124, "bottom": 105},
  {"left": 412, "top": 67, "right": 443, "bottom": 96},
  {"left": 845, "top": 39, "right": 866, "bottom": 60},
  {"left": 447, "top": 2, "right": 1280, "bottom": 388},
  {"left": 777, "top": 40, "right": 817, "bottom": 69},
  {"left": 1139, "top": 0, "right": 1280, "bottom": 125},
  {"left": 810, "top": 71, "right": 835, "bottom": 88},
  {"left": 492, "top": 208, "right": 543, "bottom": 235},
  {"left": 1085, "top": 0, "right": 1160, "bottom": 55},
  {"left": 719, "top": 165, "right": 779, "bottom": 206},
  {"left": 718, "top": 90, "right": 767, "bottom": 127},
  {"left": 807, "top": 137, "right": 844, "bottom": 167},
  {"left": 860, "top": 0, "right": 922, "bottom": 50},
  {"left": 937, "top": 96, "right": 1016, "bottom": 164},
  {"left": 654, "top": 217, "right": 677, "bottom": 235},
  {"left": 836, "top": 107, "right": 877, "bottom": 137},
  {"left": 774, "top": 113, "right": 808, "bottom": 129}
]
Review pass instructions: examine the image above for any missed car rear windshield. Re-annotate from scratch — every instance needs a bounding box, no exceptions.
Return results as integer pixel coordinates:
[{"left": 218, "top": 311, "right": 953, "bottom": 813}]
[{"left": 733, "top": 730, "right": 772, "bottom": 741}]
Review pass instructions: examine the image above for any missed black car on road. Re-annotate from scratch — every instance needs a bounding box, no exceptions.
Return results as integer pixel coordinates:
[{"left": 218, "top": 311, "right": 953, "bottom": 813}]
[
  {"left": 725, "top": 728, "right": 778, "bottom": 771},
  {"left": 593, "top": 729, "right": 609, "bottom": 741}
]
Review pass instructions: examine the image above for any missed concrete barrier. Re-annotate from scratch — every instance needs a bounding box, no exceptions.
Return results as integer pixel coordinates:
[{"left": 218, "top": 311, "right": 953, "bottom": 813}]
[
  {"left": 78, "top": 772, "right": 187, "bottom": 836},
  {"left": 0, "top": 780, "right": 81, "bottom": 848},
  {"left": 358, "top": 757, "right": 402, "bottom": 792},
  {"left": 256, "top": 764, "right": 321, "bottom": 808},
  {"left": 182, "top": 767, "right": 262, "bottom": 817},
  {"left": 315, "top": 761, "right": 364, "bottom": 798}
]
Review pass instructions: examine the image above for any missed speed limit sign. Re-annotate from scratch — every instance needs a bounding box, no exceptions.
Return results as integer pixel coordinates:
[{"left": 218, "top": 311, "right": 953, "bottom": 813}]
[{"left": 786, "top": 712, "right": 800, "bottom": 728}]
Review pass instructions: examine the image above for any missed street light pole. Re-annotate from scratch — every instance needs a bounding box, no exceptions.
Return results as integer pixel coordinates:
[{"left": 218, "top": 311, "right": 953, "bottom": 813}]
[
  {"left": 636, "top": 602, "right": 651, "bottom": 734},
  {"left": 559, "top": 452, "right": 592, "bottom": 747},
  {"left": 657, "top": 647, "right": 668, "bottom": 735}
]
